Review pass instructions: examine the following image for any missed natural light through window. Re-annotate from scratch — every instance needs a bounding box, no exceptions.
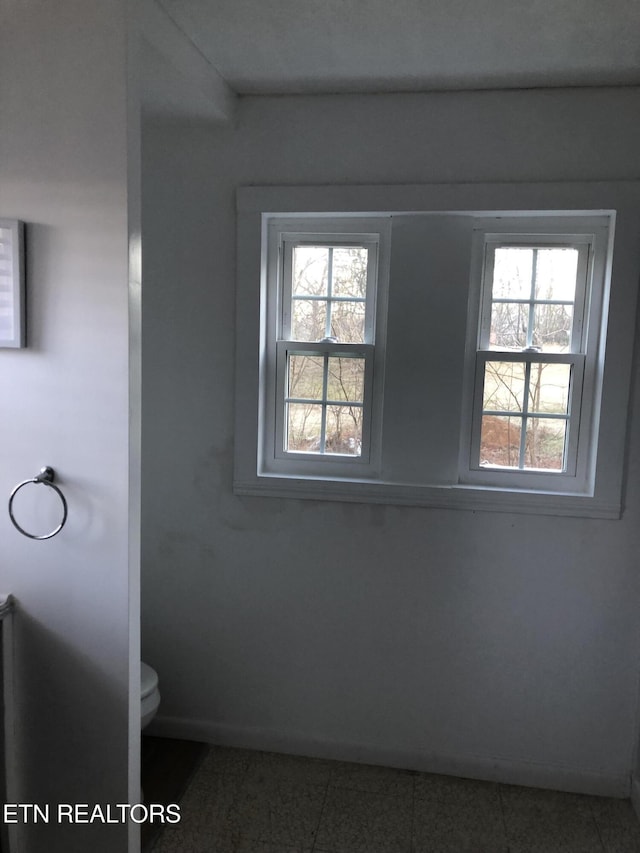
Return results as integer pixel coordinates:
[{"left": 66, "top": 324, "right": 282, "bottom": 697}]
[
  {"left": 461, "top": 216, "right": 610, "bottom": 495},
  {"left": 284, "top": 244, "right": 370, "bottom": 456},
  {"left": 479, "top": 246, "right": 582, "bottom": 472},
  {"left": 286, "top": 353, "right": 365, "bottom": 455},
  {"left": 263, "top": 219, "right": 389, "bottom": 478},
  {"left": 236, "top": 191, "right": 629, "bottom": 516}
]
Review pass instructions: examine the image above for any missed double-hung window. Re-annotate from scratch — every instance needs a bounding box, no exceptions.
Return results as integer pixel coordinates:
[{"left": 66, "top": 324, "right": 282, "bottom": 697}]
[
  {"left": 461, "top": 216, "right": 611, "bottom": 493},
  {"left": 261, "top": 217, "right": 390, "bottom": 479},
  {"left": 236, "top": 186, "right": 635, "bottom": 516}
]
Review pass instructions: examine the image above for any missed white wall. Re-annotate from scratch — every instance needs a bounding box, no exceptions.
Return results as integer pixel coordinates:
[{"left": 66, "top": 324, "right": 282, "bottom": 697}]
[
  {"left": 0, "top": 2, "right": 139, "bottom": 850},
  {"left": 142, "top": 87, "right": 640, "bottom": 797}
]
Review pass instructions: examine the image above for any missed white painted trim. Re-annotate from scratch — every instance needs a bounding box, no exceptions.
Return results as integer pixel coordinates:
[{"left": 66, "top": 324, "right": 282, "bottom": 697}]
[
  {"left": 233, "top": 477, "right": 621, "bottom": 518},
  {"left": 150, "top": 714, "right": 630, "bottom": 799},
  {"left": 459, "top": 217, "right": 611, "bottom": 494},
  {"left": 235, "top": 182, "right": 640, "bottom": 517},
  {"left": 260, "top": 216, "right": 391, "bottom": 480},
  {"left": 127, "top": 17, "right": 143, "bottom": 848},
  {"left": 139, "top": 0, "right": 236, "bottom": 121},
  {"left": 236, "top": 182, "right": 640, "bottom": 217}
]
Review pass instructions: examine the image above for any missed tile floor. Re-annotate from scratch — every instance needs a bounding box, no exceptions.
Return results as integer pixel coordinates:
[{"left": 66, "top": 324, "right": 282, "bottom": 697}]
[{"left": 151, "top": 745, "right": 640, "bottom": 853}]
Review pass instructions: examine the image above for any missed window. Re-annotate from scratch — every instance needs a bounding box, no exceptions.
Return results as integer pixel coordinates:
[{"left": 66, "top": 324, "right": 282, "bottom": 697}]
[
  {"left": 261, "top": 218, "right": 390, "bottom": 479},
  {"left": 460, "top": 217, "right": 610, "bottom": 494},
  {"left": 235, "top": 184, "right": 638, "bottom": 517}
]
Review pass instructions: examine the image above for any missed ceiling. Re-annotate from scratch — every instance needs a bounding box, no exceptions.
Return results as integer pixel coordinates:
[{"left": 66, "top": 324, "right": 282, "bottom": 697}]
[{"left": 155, "top": 0, "right": 640, "bottom": 95}]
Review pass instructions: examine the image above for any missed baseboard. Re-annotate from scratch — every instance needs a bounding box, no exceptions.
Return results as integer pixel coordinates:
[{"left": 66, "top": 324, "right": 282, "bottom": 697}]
[{"left": 149, "top": 714, "right": 630, "bottom": 799}]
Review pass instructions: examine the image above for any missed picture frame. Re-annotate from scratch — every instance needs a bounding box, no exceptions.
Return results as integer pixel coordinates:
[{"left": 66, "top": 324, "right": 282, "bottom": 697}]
[{"left": 0, "top": 219, "right": 25, "bottom": 348}]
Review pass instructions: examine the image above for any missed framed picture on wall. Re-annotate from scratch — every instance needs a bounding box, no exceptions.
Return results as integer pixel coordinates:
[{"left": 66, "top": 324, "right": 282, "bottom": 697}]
[{"left": 0, "top": 219, "right": 25, "bottom": 348}]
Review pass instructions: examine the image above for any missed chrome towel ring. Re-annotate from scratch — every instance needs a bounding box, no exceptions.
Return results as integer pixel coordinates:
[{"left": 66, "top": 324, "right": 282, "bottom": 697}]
[{"left": 8, "top": 467, "right": 68, "bottom": 540}]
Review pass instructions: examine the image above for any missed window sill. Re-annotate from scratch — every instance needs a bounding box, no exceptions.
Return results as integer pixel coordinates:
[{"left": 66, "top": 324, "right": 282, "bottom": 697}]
[{"left": 233, "top": 475, "right": 621, "bottom": 519}]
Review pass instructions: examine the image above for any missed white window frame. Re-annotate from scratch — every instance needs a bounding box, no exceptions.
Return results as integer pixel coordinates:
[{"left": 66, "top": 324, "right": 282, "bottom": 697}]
[
  {"left": 459, "top": 216, "right": 612, "bottom": 494},
  {"left": 260, "top": 216, "right": 391, "bottom": 480},
  {"left": 235, "top": 183, "right": 639, "bottom": 518}
]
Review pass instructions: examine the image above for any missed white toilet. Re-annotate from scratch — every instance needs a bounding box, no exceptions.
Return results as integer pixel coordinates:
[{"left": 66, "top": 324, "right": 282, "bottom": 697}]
[{"left": 141, "top": 661, "right": 160, "bottom": 729}]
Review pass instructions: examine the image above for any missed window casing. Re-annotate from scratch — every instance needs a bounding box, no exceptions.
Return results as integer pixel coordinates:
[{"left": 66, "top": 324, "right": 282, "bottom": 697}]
[
  {"left": 235, "top": 183, "right": 637, "bottom": 518},
  {"left": 459, "top": 218, "right": 611, "bottom": 493},
  {"left": 261, "top": 218, "right": 391, "bottom": 480}
]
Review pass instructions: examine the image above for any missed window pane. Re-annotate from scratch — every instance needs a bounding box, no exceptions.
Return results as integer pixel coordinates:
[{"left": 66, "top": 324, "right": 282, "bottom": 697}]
[
  {"left": 325, "top": 405, "right": 362, "bottom": 455},
  {"left": 291, "top": 299, "right": 326, "bottom": 341},
  {"left": 531, "top": 303, "right": 573, "bottom": 352},
  {"left": 492, "top": 248, "right": 533, "bottom": 299},
  {"left": 483, "top": 361, "right": 525, "bottom": 412},
  {"left": 286, "top": 403, "right": 322, "bottom": 452},
  {"left": 326, "top": 357, "right": 365, "bottom": 402},
  {"left": 330, "top": 300, "right": 366, "bottom": 342},
  {"left": 528, "top": 363, "right": 571, "bottom": 414},
  {"left": 480, "top": 415, "right": 522, "bottom": 468},
  {"left": 524, "top": 418, "right": 567, "bottom": 470},
  {"left": 489, "top": 302, "right": 528, "bottom": 349},
  {"left": 287, "top": 354, "right": 324, "bottom": 401},
  {"left": 535, "top": 248, "right": 578, "bottom": 301},
  {"left": 293, "top": 246, "right": 329, "bottom": 296},
  {"left": 332, "top": 247, "right": 369, "bottom": 298}
]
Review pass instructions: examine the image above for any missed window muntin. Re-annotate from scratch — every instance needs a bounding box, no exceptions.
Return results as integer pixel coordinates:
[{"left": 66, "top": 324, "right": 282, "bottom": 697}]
[
  {"left": 264, "top": 221, "right": 388, "bottom": 477},
  {"left": 278, "top": 236, "right": 378, "bottom": 462},
  {"left": 466, "top": 226, "right": 602, "bottom": 484},
  {"left": 284, "top": 350, "right": 366, "bottom": 456},
  {"left": 476, "top": 355, "right": 578, "bottom": 472},
  {"left": 481, "top": 244, "right": 586, "bottom": 354},
  {"left": 238, "top": 192, "right": 625, "bottom": 515},
  {"left": 289, "top": 245, "right": 369, "bottom": 343}
]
